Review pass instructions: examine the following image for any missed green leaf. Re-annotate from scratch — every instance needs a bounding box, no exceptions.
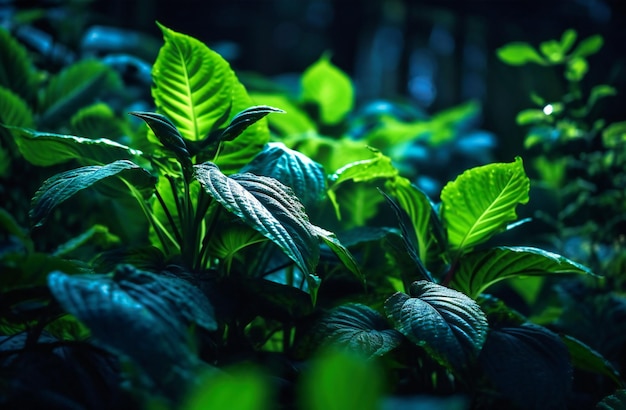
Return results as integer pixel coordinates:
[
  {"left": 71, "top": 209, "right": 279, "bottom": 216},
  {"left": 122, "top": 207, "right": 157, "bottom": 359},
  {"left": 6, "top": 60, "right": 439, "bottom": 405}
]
[
  {"left": 152, "top": 23, "right": 234, "bottom": 142},
  {"left": 311, "top": 303, "right": 403, "bottom": 358},
  {"left": 0, "top": 86, "right": 34, "bottom": 129},
  {"left": 183, "top": 366, "right": 270, "bottom": 410},
  {"left": 0, "top": 27, "right": 38, "bottom": 102},
  {"left": 1, "top": 252, "right": 87, "bottom": 292},
  {"left": 301, "top": 53, "right": 354, "bottom": 125},
  {"left": 570, "top": 34, "right": 603, "bottom": 58},
  {"left": 52, "top": 224, "right": 121, "bottom": 257},
  {"left": 566, "top": 57, "right": 589, "bottom": 82},
  {"left": 207, "top": 224, "right": 266, "bottom": 272},
  {"left": 70, "top": 102, "right": 126, "bottom": 138},
  {"left": 299, "top": 349, "right": 384, "bottom": 410},
  {"left": 218, "top": 105, "right": 284, "bottom": 142},
  {"left": 10, "top": 127, "right": 143, "bottom": 166},
  {"left": 312, "top": 225, "right": 363, "bottom": 283},
  {"left": 496, "top": 42, "right": 546, "bottom": 66},
  {"left": 440, "top": 157, "right": 530, "bottom": 253},
  {"left": 479, "top": 323, "right": 572, "bottom": 410},
  {"left": 48, "top": 265, "right": 216, "bottom": 402},
  {"left": 251, "top": 92, "right": 316, "bottom": 136},
  {"left": 603, "top": 121, "right": 626, "bottom": 148},
  {"left": 330, "top": 149, "right": 398, "bottom": 187},
  {"left": 588, "top": 85, "right": 617, "bottom": 110},
  {"left": 540, "top": 39, "right": 565, "bottom": 63},
  {"left": 241, "top": 142, "right": 326, "bottom": 208},
  {"left": 385, "top": 176, "right": 446, "bottom": 269},
  {"left": 450, "top": 246, "right": 595, "bottom": 299},
  {"left": 328, "top": 182, "right": 385, "bottom": 228},
  {"left": 560, "top": 29, "right": 578, "bottom": 54},
  {"left": 194, "top": 162, "right": 319, "bottom": 279},
  {"left": 30, "top": 160, "right": 155, "bottom": 227},
  {"left": 385, "top": 280, "right": 488, "bottom": 370},
  {"left": 516, "top": 109, "right": 548, "bottom": 125},
  {"left": 38, "top": 60, "right": 122, "bottom": 127},
  {"left": 562, "top": 335, "right": 624, "bottom": 388},
  {"left": 130, "top": 111, "right": 192, "bottom": 177},
  {"left": 596, "top": 389, "right": 626, "bottom": 409}
]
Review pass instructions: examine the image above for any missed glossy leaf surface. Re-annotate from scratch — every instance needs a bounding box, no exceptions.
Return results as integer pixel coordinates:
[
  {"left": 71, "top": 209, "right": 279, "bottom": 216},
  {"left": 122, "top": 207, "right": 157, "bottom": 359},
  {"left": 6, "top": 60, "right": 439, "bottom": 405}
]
[{"left": 385, "top": 280, "right": 488, "bottom": 370}]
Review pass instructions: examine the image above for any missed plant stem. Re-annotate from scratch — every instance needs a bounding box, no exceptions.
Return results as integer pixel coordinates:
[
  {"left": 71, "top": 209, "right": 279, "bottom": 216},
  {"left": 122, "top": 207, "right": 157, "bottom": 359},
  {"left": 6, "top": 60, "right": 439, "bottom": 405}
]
[{"left": 154, "top": 188, "right": 182, "bottom": 245}]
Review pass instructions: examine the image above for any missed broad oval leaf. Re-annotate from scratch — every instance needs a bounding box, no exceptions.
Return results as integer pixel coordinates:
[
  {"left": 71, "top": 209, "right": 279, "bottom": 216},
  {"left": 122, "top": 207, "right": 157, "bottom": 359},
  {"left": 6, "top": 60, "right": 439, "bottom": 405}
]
[
  {"left": 152, "top": 23, "right": 235, "bottom": 142},
  {"left": 240, "top": 141, "right": 327, "bottom": 208},
  {"left": 312, "top": 303, "right": 403, "bottom": 358},
  {"left": 384, "top": 280, "right": 488, "bottom": 370},
  {"left": 0, "top": 86, "right": 34, "bottom": 129},
  {"left": 496, "top": 42, "right": 546, "bottom": 66},
  {"left": 479, "top": 322, "right": 572, "bottom": 410},
  {"left": 440, "top": 156, "right": 529, "bottom": 253},
  {"left": 47, "top": 266, "right": 212, "bottom": 401},
  {"left": 450, "top": 246, "right": 595, "bottom": 299},
  {"left": 194, "top": 162, "right": 319, "bottom": 277},
  {"left": 301, "top": 53, "right": 354, "bottom": 125},
  {"left": 10, "top": 127, "right": 143, "bottom": 166},
  {"left": 38, "top": 59, "right": 122, "bottom": 128},
  {"left": 30, "top": 159, "right": 155, "bottom": 227},
  {"left": 70, "top": 102, "right": 126, "bottom": 139}
]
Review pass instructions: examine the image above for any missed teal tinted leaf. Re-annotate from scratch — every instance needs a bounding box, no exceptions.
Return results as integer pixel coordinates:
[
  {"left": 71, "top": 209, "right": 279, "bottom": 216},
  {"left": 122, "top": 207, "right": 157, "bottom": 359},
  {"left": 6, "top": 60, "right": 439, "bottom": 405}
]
[
  {"left": 0, "top": 27, "right": 38, "bottom": 101},
  {"left": 450, "top": 246, "right": 595, "bottom": 299},
  {"left": 562, "top": 335, "right": 624, "bottom": 388},
  {"left": 30, "top": 160, "right": 155, "bottom": 227},
  {"left": 301, "top": 53, "right": 354, "bottom": 125},
  {"left": 130, "top": 111, "right": 192, "bottom": 176},
  {"left": 560, "top": 29, "right": 578, "bottom": 54},
  {"left": 479, "top": 323, "right": 572, "bottom": 410},
  {"left": 194, "top": 162, "right": 319, "bottom": 278},
  {"left": 385, "top": 176, "right": 446, "bottom": 268},
  {"left": 47, "top": 266, "right": 213, "bottom": 401},
  {"left": 183, "top": 366, "right": 270, "bottom": 410},
  {"left": 596, "top": 389, "right": 626, "bottom": 409},
  {"left": 441, "top": 157, "right": 530, "bottom": 253},
  {"left": 11, "top": 127, "right": 142, "bottom": 166},
  {"left": 152, "top": 23, "right": 235, "bottom": 142},
  {"left": 241, "top": 142, "right": 327, "bottom": 207},
  {"left": 496, "top": 42, "right": 546, "bottom": 66},
  {"left": 312, "top": 303, "right": 403, "bottom": 358},
  {"left": 219, "top": 105, "right": 284, "bottom": 142},
  {"left": 300, "top": 349, "right": 384, "bottom": 410},
  {"left": 38, "top": 60, "right": 122, "bottom": 127},
  {"left": 385, "top": 280, "right": 488, "bottom": 370},
  {"left": 570, "top": 34, "right": 603, "bottom": 58},
  {"left": 0, "top": 86, "right": 34, "bottom": 128},
  {"left": 70, "top": 102, "right": 125, "bottom": 138}
]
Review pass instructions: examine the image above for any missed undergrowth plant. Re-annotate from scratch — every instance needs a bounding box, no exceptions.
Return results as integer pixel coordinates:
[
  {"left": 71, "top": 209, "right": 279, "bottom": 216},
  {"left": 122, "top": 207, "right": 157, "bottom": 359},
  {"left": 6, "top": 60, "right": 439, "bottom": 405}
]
[{"left": 1, "top": 22, "right": 624, "bottom": 409}]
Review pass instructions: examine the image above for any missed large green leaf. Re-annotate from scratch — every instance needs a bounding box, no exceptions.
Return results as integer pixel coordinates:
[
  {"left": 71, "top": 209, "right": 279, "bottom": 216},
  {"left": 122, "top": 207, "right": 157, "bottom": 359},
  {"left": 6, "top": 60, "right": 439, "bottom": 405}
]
[
  {"left": 385, "top": 176, "right": 446, "bottom": 268},
  {"left": 311, "top": 303, "right": 403, "bottom": 358},
  {"left": 440, "top": 157, "right": 530, "bottom": 253},
  {"left": 30, "top": 159, "right": 156, "bottom": 227},
  {"left": 0, "top": 86, "right": 34, "bottom": 129},
  {"left": 194, "top": 162, "right": 319, "bottom": 279},
  {"left": 69, "top": 102, "right": 126, "bottom": 139},
  {"left": 561, "top": 335, "right": 624, "bottom": 388},
  {"left": 11, "top": 127, "right": 143, "bottom": 166},
  {"left": 48, "top": 265, "right": 216, "bottom": 401},
  {"left": 479, "top": 322, "right": 572, "bottom": 410},
  {"left": 450, "top": 246, "right": 595, "bottom": 299},
  {"left": 152, "top": 23, "right": 235, "bottom": 142},
  {"left": 0, "top": 27, "right": 38, "bottom": 102},
  {"left": 38, "top": 60, "right": 122, "bottom": 127},
  {"left": 241, "top": 142, "right": 326, "bottom": 208},
  {"left": 329, "top": 149, "right": 398, "bottom": 187},
  {"left": 301, "top": 53, "right": 354, "bottom": 125},
  {"left": 384, "top": 280, "right": 488, "bottom": 370}
]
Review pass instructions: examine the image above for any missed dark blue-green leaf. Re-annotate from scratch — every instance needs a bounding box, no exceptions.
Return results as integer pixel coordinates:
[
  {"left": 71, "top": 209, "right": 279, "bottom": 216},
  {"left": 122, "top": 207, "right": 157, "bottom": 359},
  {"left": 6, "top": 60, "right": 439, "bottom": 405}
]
[
  {"left": 384, "top": 280, "right": 488, "bottom": 370},
  {"left": 562, "top": 334, "right": 624, "bottom": 388},
  {"left": 312, "top": 303, "right": 403, "bottom": 358},
  {"left": 219, "top": 105, "right": 284, "bottom": 142},
  {"left": 30, "top": 160, "right": 155, "bottom": 227},
  {"left": 596, "top": 389, "right": 626, "bottom": 409},
  {"left": 0, "top": 27, "right": 39, "bottom": 101},
  {"left": 241, "top": 142, "right": 326, "bottom": 208},
  {"left": 479, "top": 322, "right": 572, "bottom": 410}
]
